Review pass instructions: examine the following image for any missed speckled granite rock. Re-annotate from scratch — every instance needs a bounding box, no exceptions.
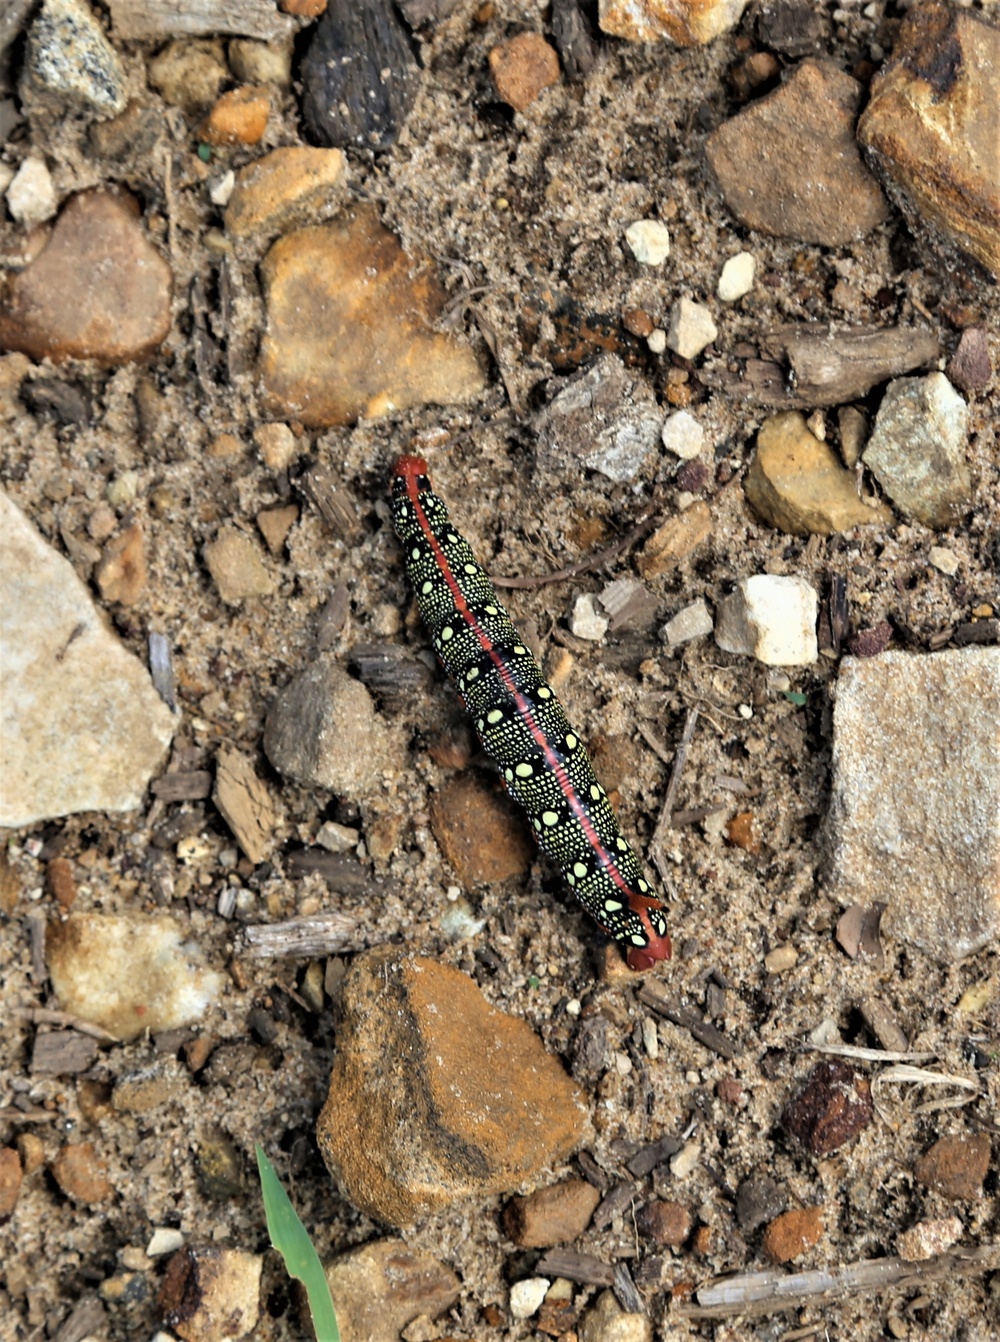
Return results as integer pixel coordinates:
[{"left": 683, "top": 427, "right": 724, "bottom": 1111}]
[{"left": 317, "top": 948, "right": 590, "bottom": 1225}]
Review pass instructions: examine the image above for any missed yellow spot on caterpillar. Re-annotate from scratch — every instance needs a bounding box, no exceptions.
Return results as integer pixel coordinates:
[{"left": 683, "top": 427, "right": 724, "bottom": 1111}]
[
  {"left": 605, "top": 899, "right": 623, "bottom": 912},
  {"left": 441, "top": 626, "right": 454, "bottom": 641},
  {"left": 630, "top": 933, "right": 647, "bottom": 946},
  {"left": 515, "top": 763, "right": 533, "bottom": 778},
  {"left": 537, "top": 686, "right": 552, "bottom": 699},
  {"left": 591, "top": 785, "right": 601, "bottom": 800},
  {"left": 513, "top": 645, "right": 527, "bottom": 655},
  {"left": 464, "top": 563, "right": 477, "bottom": 574},
  {"left": 421, "top": 580, "right": 433, "bottom": 594},
  {"left": 542, "top": 811, "right": 558, "bottom": 827},
  {"left": 616, "top": 837, "right": 628, "bottom": 850},
  {"left": 411, "top": 546, "right": 421, "bottom": 559},
  {"left": 485, "top": 605, "right": 498, "bottom": 616},
  {"left": 486, "top": 709, "right": 503, "bottom": 724},
  {"left": 504, "top": 768, "right": 513, "bottom": 781},
  {"left": 638, "top": 879, "right": 649, "bottom": 893},
  {"left": 565, "top": 734, "right": 577, "bottom": 749},
  {"left": 573, "top": 861, "right": 587, "bottom": 878},
  {"left": 466, "top": 667, "right": 479, "bottom": 681}
]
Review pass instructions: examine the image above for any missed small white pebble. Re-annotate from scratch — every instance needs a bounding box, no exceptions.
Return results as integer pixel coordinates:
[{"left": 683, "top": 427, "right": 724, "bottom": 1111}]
[
  {"left": 670, "top": 1141, "right": 701, "bottom": 1179},
  {"left": 666, "top": 297, "right": 718, "bottom": 360},
  {"left": 147, "top": 1228, "right": 185, "bottom": 1257},
  {"left": 641, "top": 1016, "right": 659, "bottom": 1060},
  {"left": 209, "top": 168, "right": 236, "bottom": 207},
  {"left": 6, "top": 156, "right": 57, "bottom": 226},
  {"left": 107, "top": 470, "right": 140, "bottom": 508},
  {"left": 685, "top": 1069, "right": 700, "bottom": 1085},
  {"left": 510, "top": 1277, "right": 550, "bottom": 1319},
  {"left": 565, "top": 998, "right": 582, "bottom": 1017},
  {"left": 569, "top": 592, "right": 608, "bottom": 641},
  {"left": 625, "top": 218, "right": 670, "bottom": 266},
  {"left": 661, "top": 409, "right": 705, "bottom": 460},
  {"left": 928, "top": 546, "right": 959, "bottom": 576},
  {"left": 738, "top": 703, "right": 754, "bottom": 719},
  {"left": 764, "top": 943, "right": 798, "bottom": 973},
  {"left": 216, "top": 887, "right": 236, "bottom": 919},
  {"left": 717, "top": 250, "right": 756, "bottom": 302},
  {"left": 647, "top": 327, "right": 667, "bottom": 354},
  {"left": 316, "top": 821, "right": 359, "bottom": 853},
  {"left": 615, "top": 1052, "right": 633, "bottom": 1076}
]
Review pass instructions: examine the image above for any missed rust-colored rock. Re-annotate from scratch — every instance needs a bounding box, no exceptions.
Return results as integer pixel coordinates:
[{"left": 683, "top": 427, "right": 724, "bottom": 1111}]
[
  {"left": 0, "top": 190, "right": 171, "bottom": 365},
  {"left": 914, "top": 1133, "right": 990, "bottom": 1201},
  {"left": 95, "top": 523, "right": 147, "bottom": 605},
  {"left": 45, "top": 855, "right": 76, "bottom": 909},
  {"left": 429, "top": 772, "right": 535, "bottom": 886},
  {"left": 762, "top": 1206, "right": 824, "bottom": 1263},
  {"left": 159, "top": 1246, "right": 262, "bottom": 1342},
  {"left": 636, "top": 1199, "right": 692, "bottom": 1247},
  {"left": 0, "top": 1147, "right": 23, "bottom": 1215},
  {"left": 51, "top": 1142, "right": 113, "bottom": 1204},
  {"left": 705, "top": 60, "right": 889, "bottom": 246},
  {"left": 637, "top": 502, "right": 711, "bottom": 579},
  {"left": 488, "top": 33, "right": 560, "bottom": 112},
  {"left": 503, "top": 1179, "right": 601, "bottom": 1247},
  {"left": 258, "top": 204, "right": 484, "bottom": 428},
  {"left": 225, "top": 146, "right": 347, "bottom": 239},
  {"left": 782, "top": 1060, "right": 873, "bottom": 1155},
  {"left": 317, "top": 948, "right": 589, "bottom": 1225},
  {"left": 201, "top": 85, "right": 270, "bottom": 146},
  {"left": 325, "top": 1239, "right": 460, "bottom": 1342},
  {"left": 858, "top": 4, "right": 1000, "bottom": 278}
]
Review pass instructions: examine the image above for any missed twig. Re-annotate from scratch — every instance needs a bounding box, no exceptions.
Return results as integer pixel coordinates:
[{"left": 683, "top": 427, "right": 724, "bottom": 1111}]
[
  {"left": 491, "top": 508, "right": 661, "bottom": 591},
  {"left": 806, "top": 1043, "right": 936, "bottom": 1064},
  {"left": 240, "top": 911, "right": 364, "bottom": 959},
  {"left": 674, "top": 1245, "right": 1000, "bottom": 1320},
  {"left": 649, "top": 708, "right": 699, "bottom": 885},
  {"left": 15, "top": 1008, "right": 119, "bottom": 1044}
]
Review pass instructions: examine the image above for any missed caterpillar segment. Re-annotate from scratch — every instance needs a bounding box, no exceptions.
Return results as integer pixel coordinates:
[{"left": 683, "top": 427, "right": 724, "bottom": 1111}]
[{"left": 391, "top": 454, "right": 671, "bottom": 971}]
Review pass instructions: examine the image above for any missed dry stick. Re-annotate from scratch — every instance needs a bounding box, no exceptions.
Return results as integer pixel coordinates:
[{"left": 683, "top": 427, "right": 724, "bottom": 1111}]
[
  {"left": 491, "top": 508, "right": 662, "bottom": 591},
  {"left": 673, "top": 1245, "right": 1000, "bottom": 1320},
  {"left": 649, "top": 707, "right": 699, "bottom": 887}
]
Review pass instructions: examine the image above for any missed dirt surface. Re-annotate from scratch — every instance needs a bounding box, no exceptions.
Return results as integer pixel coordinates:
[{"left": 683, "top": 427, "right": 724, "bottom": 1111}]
[{"left": 1, "top": 3, "right": 999, "bottom": 1341}]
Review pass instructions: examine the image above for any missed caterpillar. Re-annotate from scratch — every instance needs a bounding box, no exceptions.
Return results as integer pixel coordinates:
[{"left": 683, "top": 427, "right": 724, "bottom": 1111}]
[{"left": 391, "top": 455, "right": 671, "bottom": 972}]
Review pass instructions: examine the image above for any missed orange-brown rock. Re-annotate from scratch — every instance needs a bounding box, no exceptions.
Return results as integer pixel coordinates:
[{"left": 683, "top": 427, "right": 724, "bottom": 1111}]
[
  {"left": 636, "top": 1199, "right": 692, "bottom": 1247},
  {"left": 503, "top": 1179, "right": 601, "bottom": 1247},
  {"left": 429, "top": 772, "right": 535, "bottom": 886},
  {"left": 201, "top": 85, "right": 270, "bottom": 146},
  {"left": 45, "top": 855, "right": 76, "bottom": 909},
  {"left": 705, "top": 60, "right": 889, "bottom": 246},
  {"left": 95, "top": 523, "right": 147, "bottom": 605},
  {"left": 914, "top": 1132, "right": 990, "bottom": 1201},
  {"left": 599, "top": 0, "right": 749, "bottom": 46},
  {"left": 225, "top": 146, "right": 346, "bottom": 239},
  {"left": 488, "top": 33, "right": 560, "bottom": 112},
  {"left": 762, "top": 1206, "right": 824, "bottom": 1263},
  {"left": 858, "top": 5, "right": 1000, "bottom": 279},
  {"left": 257, "top": 204, "right": 484, "bottom": 427},
  {"left": 317, "top": 948, "right": 589, "bottom": 1225},
  {"left": 0, "top": 1147, "right": 23, "bottom": 1215},
  {"left": 51, "top": 1141, "right": 113, "bottom": 1204},
  {"left": 325, "top": 1239, "right": 460, "bottom": 1342},
  {"left": 637, "top": 502, "right": 711, "bottom": 579},
  {"left": 0, "top": 190, "right": 171, "bottom": 365}
]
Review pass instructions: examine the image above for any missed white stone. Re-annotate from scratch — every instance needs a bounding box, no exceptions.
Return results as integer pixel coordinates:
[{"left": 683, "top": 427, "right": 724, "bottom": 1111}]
[
  {"left": 666, "top": 297, "right": 718, "bottom": 359},
  {"left": 147, "top": 1228, "right": 186, "bottom": 1257},
  {"left": 624, "top": 218, "right": 670, "bottom": 265},
  {"left": 928, "top": 545, "right": 959, "bottom": 576},
  {"left": 714, "top": 575, "right": 818, "bottom": 666},
  {"left": 6, "top": 156, "right": 57, "bottom": 226},
  {"left": 570, "top": 593, "right": 609, "bottom": 641},
  {"left": 0, "top": 490, "right": 176, "bottom": 826},
  {"left": 661, "top": 409, "right": 704, "bottom": 460},
  {"left": 316, "top": 821, "right": 359, "bottom": 853},
  {"left": 510, "top": 1277, "right": 550, "bottom": 1320},
  {"left": 717, "top": 250, "right": 756, "bottom": 301},
  {"left": 670, "top": 1140, "right": 701, "bottom": 1178},
  {"left": 209, "top": 168, "right": 236, "bottom": 207},
  {"left": 663, "top": 599, "right": 713, "bottom": 648},
  {"left": 646, "top": 328, "right": 666, "bottom": 354}
]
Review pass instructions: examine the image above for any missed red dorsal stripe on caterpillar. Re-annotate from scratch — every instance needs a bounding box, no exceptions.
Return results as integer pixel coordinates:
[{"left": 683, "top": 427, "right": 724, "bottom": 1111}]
[{"left": 391, "top": 455, "right": 671, "bottom": 972}]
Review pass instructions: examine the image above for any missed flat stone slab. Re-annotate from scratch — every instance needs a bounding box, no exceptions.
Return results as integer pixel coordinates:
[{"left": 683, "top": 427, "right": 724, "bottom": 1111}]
[
  {"left": 826, "top": 648, "right": 1000, "bottom": 962},
  {"left": 0, "top": 490, "right": 176, "bottom": 826}
]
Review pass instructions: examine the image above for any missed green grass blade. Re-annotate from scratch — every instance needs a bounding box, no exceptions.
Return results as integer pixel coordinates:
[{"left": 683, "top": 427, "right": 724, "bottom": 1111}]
[{"left": 255, "top": 1144, "right": 340, "bottom": 1342}]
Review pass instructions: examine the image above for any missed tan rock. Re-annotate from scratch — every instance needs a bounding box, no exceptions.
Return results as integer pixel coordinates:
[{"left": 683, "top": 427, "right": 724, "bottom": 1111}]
[
  {"left": 258, "top": 204, "right": 484, "bottom": 427},
  {"left": 858, "top": 4, "right": 1000, "bottom": 279},
  {"left": 201, "top": 85, "right": 270, "bottom": 146},
  {"left": 914, "top": 1133, "right": 990, "bottom": 1202},
  {"left": 95, "top": 523, "right": 147, "bottom": 605},
  {"left": 705, "top": 60, "right": 889, "bottom": 246},
  {"left": 580, "top": 1289, "right": 652, "bottom": 1342},
  {"left": 745, "top": 411, "right": 894, "bottom": 535},
  {"left": 0, "top": 190, "right": 172, "bottom": 365},
  {"left": 503, "top": 1179, "right": 602, "bottom": 1247},
  {"left": 256, "top": 504, "right": 298, "bottom": 554},
  {"left": 599, "top": 0, "right": 749, "bottom": 46},
  {"left": 489, "top": 33, "right": 560, "bottom": 112},
  {"left": 203, "top": 526, "right": 276, "bottom": 604},
  {"left": 160, "top": 1246, "right": 262, "bottom": 1342},
  {"left": 0, "top": 1147, "right": 23, "bottom": 1216},
  {"left": 225, "top": 146, "right": 346, "bottom": 239},
  {"left": 637, "top": 501, "right": 711, "bottom": 579},
  {"left": 148, "top": 38, "right": 227, "bottom": 113},
  {"left": 325, "top": 1239, "right": 460, "bottom": 1342},
  {"left": 429, "top": 772, "right": 536, "bottom": 885},
  {"left": 317, "top": 948, "right": 589, "bottom": 1225},
  {"left": 51, "top": 1142, "right": 113, "bottom": 1204}
]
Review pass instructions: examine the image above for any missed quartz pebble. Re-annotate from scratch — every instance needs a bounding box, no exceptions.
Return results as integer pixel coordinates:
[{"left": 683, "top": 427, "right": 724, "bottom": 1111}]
[
  {"left": 624, "top": 218, "right": 671, "bottom": 265},
  {"left": 258, "top": 205, "right": 483, "bottom": 427},
  {"left": 858, "top": 5, "right": 1000, "bottom": 279},
  {"left": 897, "top": 1216, "right": 963, "bottom": 1262},
  {"left": 0, "top": 189, "right": 172, "bottom": 364},
  {"left": 598, "top": 0, "right": 749, "bottom": 47},
  {"left": 47, "top": 914, "right": 223, "bottom": 1042},
  {"left": 666, "top": 298, "right": 717, "bottom": 360},
  {"left": 6, "top": 156, "right": 57, "bottom": 226},
  {"left": 570, "top": 592, "right": 609, "bottom": 641},
  {"left": 0, "top": 491, "right": 175, "bottom": 827},
  {"left": 317, "top": 948, "right": 588, "bottom": 1224},
  {"left": 661, "top": 409, "right": 704, "bottom": 459},
  {"left": 159, "top": 1247, "right": 262, "bottom": 1342},
  {"left": 862, "top": 373, "right": 971, "bottom": 528},
  {"left": 579, "top": 1288, "right": 652, "bottom": 1342},
  {"left": 23, "top": 0, "right": 127, "bottom": 118},
  {"left": 706, "top": 59, "right": 888, "bottom": 246},
  {"left": 715, "top": 575, "right": 818, "bottom": 666},
  {"left": 745, "top": 411, "right": 893, "bottom": 536},
  {"left": 510, "top": 1277, "right": 550, "bottom": 1320},
  {"left": 489, "top": 33, "right": 560, "bottom": 112},
  {"left": 717, "top": 251, "right": 755, "bottom": 301},
  {"left": 929, "top": 546, "right": 959, "bottom": 577},
  {"left": 324, "top": 1239, "right": 460, "bottom": 1342},
  {"left": 225, "top": 146, "right": 346, "bottom": 239},
  {"left": 663, "top": 598, "right": 713, "bottom": 648},
  {"left": 827, "top": 647, "right": 1000, "bottom": 962}
]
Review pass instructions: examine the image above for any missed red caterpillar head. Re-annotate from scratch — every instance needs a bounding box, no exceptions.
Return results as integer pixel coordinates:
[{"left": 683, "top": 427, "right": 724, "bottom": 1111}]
[
  {"left": 393, "top": 455, "right": 430, "bottom": 481},
  {"left": 625, "top": 895, "right": 672, "bottom": 971}
]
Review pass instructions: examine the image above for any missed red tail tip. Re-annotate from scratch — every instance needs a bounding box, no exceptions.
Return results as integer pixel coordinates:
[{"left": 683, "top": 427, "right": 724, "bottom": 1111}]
[{"left": 393, "top": 455, "right": 429, "bottom": 479}]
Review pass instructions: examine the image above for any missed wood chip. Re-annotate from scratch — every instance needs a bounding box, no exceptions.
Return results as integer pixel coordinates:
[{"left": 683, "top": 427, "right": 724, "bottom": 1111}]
[
  {"left": 299, "top": 463, "right": 363, "bottom": 541},
  {"left": 613, "top": 1262, "right": 645, "bottom": 1315},
  {"left": 535, "top": 1248, "right": 616, "bottom": 1288},
  {"left": 30, "top": 1030, "right": 98, "bottom": 1075},
  {"left": 283, "top": 848, "right": 373, "bottom": 895},
  {"left": 107, "top": 0, "right": 294, "bottom": 40},
  {"left": 638, "top": 981, "right": 742, "bottom": 1059},
  {"left": 51, "top": 1296, "right": 107, "bottom": 1342},
  {"left": 212, "top": 746, "right": 276, "bottom": 864},
  {"left": 240, "top": 911, "right": 365, "bottom": 959},
  {"left": 152, "top": 770, "right": 213, "bottom": 801},
  {"left": 859, "top": 996, "right": 910, "bottom": 1054},
  {"left": 592, "top": 1182, "right": 638, "bottom": 1231},
  {"left": 626, "top": 1134, "right": 683, "bottom": 1178}
]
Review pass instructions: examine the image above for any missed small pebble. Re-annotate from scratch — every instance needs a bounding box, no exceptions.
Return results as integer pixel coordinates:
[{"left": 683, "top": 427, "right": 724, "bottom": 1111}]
[
  {"left": 159, "top": 1247, "right": 262, "bottom": 1342},
  {"left": 203, "top": 527, "right": 276, "bottom": 604},
  {"left": 509, "top": 1277, "right": 550, "bottom": 1320},
  {"left": 929, "top": 546, "right": 959, "bottom": 576},
  {"left": 666, "top": 298, "right": 717, "bottom": 360},
  {"left": 488, "top": 33, "right": 560, "bottom": 112},
  {"left": 717, "top": 250, "right": 755, "bottom": 301},
  {"left": 715, "top": 574, "right": 819, "bottom": 666},
  {"left": 569, "top": 593, "right": 609, "bottom": 641},
  {"left": 669, "top": 1141, "right": 700, "bottom": 1179},
  {"left": 0, "top": 1148, "right": 24, "bottom": 1215},
  {"left": 914, "top": 1133, "right": 990, "bottom": 1201},
  {"left": 897, "top": 1216, "right": 963, "bottom": 1262},
  {"left": 638, "top": 503, "right": 712, "bottom": 580},
  {"left": 51, "top": 1142, "right": 113, "bottom": 1204},
  {"left": 764, "top": 943, "right": 798, "bottom": 973},
  {"left": 253, "top": 421, "right": 299, "bottom": 470},
  {"left": 208, "top": 169, "right": 235, "bottom": 207},
  {"left": 662, "top": 598, "right": 713, "bottom": 648},
  {"left": 946, "top": 327, "right": 991, "bottom": 394},
  {"left": 148, "top": 39, "right": 228, "bottom": 114},
  {"left": 646, "top": 328, "right": 666, "bottom": 354},
  {"left": 762, "top": 1206, "right": 824, "bottom": 1263},
  {"left": 661, "top": 409, "right": 704, "bottom": 460},
  {"left": 202, "top": 85, "right": 270, "bottom": 145},
  {"left": 782, "top": 1060, "right": 873, "bottom": 1155},
  {"left": 228, "top": 37, "right": 293, "bottom": 88},
  {"left": 24, "top": 0, "right": 127, "bottom": 118},
  {"left": 6, "top": 156, "right": 57, "bottom": 226},
  {"left": 316, "top": 821, "right": 359, "bottom": 853},
  {"left": 625, "top": 218, "right": 671, "bottom": 265}
]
